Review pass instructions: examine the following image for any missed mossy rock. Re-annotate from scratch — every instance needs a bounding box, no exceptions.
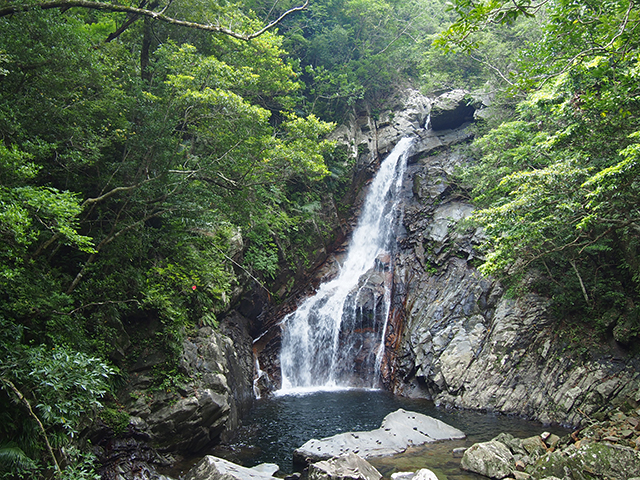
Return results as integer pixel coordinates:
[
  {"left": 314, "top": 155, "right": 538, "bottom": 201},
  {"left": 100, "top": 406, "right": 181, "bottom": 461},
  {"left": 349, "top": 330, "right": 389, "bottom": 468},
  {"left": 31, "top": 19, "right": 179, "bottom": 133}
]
[{"left": 529, "top": 442, "right": 640, "bottom": 480}]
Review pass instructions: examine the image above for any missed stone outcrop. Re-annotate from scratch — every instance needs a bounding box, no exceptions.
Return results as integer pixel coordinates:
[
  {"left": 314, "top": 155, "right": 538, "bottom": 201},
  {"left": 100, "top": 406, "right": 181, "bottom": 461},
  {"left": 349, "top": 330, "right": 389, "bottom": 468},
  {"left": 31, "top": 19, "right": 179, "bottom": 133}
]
[
  {"left": 293, "top": 409, "right": 465, "bottom": 466},
  {"left": 329, "top": 88, "right": 431, "bottom": 166},
  {"left": 428, "top": 89, "right": 475, "bottom": 131},
  {"left": 120, "top": 312, "right": 255, "bottom": 453},
  {"left": 390, "top": 106, "right": 640, "bottom": 426},
  {"left": 460, "top": 410, "right": 640, "bottom": 479},
  {"left": 308, "top": 452, "right": 382, "bottom": 480},
  {"left": 184, "top": 455, "right": 280, "bottom": 480}
]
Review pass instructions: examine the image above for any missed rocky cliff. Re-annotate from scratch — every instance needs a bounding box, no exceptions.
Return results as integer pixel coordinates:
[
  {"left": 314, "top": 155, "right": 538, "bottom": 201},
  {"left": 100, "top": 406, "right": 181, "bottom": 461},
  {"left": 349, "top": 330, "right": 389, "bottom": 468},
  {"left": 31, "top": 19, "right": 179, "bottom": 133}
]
[
  {"left": 95, "top": 310, "right": 257, "bottom": 479},
  {"left": 387, "top": 90, "right": 640, "bottom": 427},
  {"left": 256, "top": 87, "right": 640, "bottom": 428}
]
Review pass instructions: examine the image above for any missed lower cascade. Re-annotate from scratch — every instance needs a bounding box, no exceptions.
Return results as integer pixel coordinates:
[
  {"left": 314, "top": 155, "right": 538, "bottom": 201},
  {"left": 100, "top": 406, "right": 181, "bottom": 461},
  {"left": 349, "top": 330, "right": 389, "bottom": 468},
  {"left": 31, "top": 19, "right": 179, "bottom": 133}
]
[{"left": 279, "top": 137, "right": 414, "bottom": 392}]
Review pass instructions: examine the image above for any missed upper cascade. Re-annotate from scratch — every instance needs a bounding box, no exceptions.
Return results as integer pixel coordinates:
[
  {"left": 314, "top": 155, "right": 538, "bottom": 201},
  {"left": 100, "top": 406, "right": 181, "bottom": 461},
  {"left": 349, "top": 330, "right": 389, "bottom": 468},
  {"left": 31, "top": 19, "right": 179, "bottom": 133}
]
[{"left": 278, "top": 137, "right": 414, "bottom": 393}]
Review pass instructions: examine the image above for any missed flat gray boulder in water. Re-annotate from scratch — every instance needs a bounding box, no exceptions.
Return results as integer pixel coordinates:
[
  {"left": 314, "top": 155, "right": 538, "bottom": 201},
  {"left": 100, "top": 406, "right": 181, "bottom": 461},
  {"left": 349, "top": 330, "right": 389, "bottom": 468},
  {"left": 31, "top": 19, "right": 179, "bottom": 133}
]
[
  {"left": 184, "top": 456, "right": 279, "bottom": 480},
  {"left": 294, "top": 409, "right": 465, "bottom": 465},
  {"left": 309, "top": 452, "right": 382, "bottom": 480}
]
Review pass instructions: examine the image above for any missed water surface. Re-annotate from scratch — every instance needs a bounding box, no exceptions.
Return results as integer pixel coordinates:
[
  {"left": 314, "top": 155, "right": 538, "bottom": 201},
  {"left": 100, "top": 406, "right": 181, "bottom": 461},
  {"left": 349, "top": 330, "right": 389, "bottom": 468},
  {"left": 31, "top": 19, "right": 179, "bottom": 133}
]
[{"left": 212, "top": 390, "right": 570, "bottom": 479}]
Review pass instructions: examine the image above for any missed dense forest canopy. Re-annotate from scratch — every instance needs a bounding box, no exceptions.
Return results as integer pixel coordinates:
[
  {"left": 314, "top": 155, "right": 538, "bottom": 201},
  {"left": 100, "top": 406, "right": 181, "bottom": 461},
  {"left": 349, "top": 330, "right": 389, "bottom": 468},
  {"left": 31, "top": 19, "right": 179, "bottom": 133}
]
[
  {"left": 0, "top": 0, "right": 639, "bottom": 477},
  {"left": 443, "top": 0, "right": 640, "bottom": 342}
]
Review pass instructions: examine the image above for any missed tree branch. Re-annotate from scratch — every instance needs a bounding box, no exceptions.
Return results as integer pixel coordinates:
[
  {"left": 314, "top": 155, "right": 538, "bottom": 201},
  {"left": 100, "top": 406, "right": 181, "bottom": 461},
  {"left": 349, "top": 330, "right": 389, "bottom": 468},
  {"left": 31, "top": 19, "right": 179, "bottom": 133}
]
[
  {"left": 52, "top": 299, "right": 140, "bottom": 315},
  {"left": 570, "top": 259, "right": 590, "bottom": 304},
  {"left": 0, "top": 378, "right": 61, "bottom": 476},
  {"left": 81, "top": 182, "right": 147, "bottom": 207},
  {"left": 0, "top": 0, "right": 309, "bottom": 40},
  {"left": 469, "top": 53, "right": 515, "bottom": 86},
  {"left": 104, "top": 0, "right": 159, "bottom": 43}
]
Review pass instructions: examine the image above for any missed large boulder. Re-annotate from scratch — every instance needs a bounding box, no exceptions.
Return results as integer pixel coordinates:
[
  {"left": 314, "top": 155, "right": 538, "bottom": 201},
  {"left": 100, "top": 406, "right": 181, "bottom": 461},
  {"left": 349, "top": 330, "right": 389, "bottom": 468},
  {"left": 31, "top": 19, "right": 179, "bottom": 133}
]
[
  {"left": 294, "top": 409, "right": 465, "bottom": 465},
  {"left": 460, "top": 440, "right": 515, "bottom": 479},
  {"left": 308, "top": 452, "right": 382, "bottom": 480},
  {"left": 428, "top": 90, "right": 475, "bottom": 131},
  {"left": 121, "top": 313, "right": 256, "bottom": 453},
  {"left": 184, "top": 456, "right": 280, "bottom": 480}
]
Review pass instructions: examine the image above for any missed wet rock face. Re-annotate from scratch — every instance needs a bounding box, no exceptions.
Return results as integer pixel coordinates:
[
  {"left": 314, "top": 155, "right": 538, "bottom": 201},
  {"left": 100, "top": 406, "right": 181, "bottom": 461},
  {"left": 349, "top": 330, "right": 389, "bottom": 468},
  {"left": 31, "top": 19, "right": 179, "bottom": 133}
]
[
  {"left": 254, "top": 89, "right": 433, "bottom": 394},
  {"left": 390, "top": 97, "right": 640, "bottom": 426}
]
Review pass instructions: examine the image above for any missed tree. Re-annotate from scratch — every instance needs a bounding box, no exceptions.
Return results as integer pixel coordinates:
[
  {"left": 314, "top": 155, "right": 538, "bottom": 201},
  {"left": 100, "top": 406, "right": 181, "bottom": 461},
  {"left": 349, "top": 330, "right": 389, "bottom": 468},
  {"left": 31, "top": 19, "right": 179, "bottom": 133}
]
[
  {"left": 0, "top": 0, "right": 310, "bottom": 41},
  {"left": 447, "top": 0, "right": 640, "bottom": 341},
  {"left": 0, "top": 2, "right": 335, "bottom": 476}
]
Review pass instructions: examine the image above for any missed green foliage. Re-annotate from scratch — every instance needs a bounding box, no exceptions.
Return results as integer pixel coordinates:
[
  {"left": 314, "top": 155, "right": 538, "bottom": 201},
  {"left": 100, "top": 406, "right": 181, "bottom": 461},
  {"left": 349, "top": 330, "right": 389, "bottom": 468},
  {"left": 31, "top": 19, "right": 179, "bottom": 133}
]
[
  {"left": 0, "top": 443, "right": 40, "bottom": 478},
  {"left": 0, "top": 343, "right": 114, "bottom": 478},
  {"left": 445, "top": 0, "right": 640, "bottom": 339},
  {"left": 244, "top": 0, "right": 454, "bottom": 120},
  {"left": 2, "top": 346, "right": 115, "bottom": 435},
  {"left": 99, "top": 407, "right": 130, "bottom": 436},
  {"left": 0, "top": 2, "right": 341, "bottom": 477}
]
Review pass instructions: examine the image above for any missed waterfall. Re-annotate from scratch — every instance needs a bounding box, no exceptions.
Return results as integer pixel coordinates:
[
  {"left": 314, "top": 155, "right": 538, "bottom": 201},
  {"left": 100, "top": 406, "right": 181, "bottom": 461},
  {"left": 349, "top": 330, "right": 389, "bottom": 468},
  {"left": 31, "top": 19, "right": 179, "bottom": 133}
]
[{"left": 279, "top": 137, "right": 413, "bottom": 393}]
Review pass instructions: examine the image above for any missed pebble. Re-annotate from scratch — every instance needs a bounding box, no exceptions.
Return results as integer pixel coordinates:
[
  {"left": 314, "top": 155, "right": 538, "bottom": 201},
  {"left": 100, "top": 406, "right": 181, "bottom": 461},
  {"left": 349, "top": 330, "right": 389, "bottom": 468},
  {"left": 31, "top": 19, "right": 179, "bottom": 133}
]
[
  {"left": 452, "top": 447, "right": 466, "bottom": 458},
  {"left": 513, "top": 472, "right": 532, "bottom": 480}
]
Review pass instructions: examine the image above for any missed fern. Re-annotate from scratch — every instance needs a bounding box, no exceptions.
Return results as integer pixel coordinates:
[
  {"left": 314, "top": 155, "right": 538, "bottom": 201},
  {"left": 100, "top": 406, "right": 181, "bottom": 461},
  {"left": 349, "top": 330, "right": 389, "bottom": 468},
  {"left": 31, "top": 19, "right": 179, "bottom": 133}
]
[{"left": 0, "top": 443, "right": 39, "bottom": 476}]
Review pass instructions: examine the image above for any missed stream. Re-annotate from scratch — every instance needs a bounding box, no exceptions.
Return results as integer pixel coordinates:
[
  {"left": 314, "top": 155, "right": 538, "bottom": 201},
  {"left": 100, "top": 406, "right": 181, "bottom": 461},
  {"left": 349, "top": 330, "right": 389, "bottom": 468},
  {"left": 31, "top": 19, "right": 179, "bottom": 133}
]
[{"left": 208, "top": 389, "right": 570, "bottom": 479}]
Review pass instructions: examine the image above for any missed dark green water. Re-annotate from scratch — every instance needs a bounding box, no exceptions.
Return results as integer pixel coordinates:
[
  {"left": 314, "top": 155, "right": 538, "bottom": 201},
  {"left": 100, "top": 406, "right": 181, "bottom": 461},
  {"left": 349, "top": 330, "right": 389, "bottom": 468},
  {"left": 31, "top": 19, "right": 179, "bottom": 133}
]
[{"left": 206, "top": 389, "right": 570, "bottom": 479}]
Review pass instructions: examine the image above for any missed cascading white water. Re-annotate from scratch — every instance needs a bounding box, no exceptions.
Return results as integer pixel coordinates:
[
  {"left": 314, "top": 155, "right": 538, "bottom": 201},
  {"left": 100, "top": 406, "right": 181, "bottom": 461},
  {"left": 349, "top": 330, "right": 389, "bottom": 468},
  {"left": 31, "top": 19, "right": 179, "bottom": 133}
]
[{"left": 279, "top": 137, "right": 414, "bottom": 393}]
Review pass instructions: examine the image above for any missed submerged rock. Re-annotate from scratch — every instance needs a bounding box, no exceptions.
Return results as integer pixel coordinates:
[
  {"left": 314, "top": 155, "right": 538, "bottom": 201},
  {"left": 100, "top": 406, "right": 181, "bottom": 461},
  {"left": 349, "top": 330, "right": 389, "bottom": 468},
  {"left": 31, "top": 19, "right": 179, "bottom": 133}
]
[
  {"left": 184, "top": 456, "right": 280, "bottom": 480},
  {"left": 308, "top": 452, "right": 382, "bottom": 480},
  {"left": 293, "top": 409, "right": 465, "bottom": 466},
  {"left": 391, "top": 469, "right": 439, "bottom": 480}
]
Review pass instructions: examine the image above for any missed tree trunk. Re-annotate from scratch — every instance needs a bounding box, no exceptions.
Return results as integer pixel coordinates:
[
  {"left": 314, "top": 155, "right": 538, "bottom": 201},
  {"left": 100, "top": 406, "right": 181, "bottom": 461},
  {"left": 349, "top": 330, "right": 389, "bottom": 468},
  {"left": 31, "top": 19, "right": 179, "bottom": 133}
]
[{"left": 141, "top": 16, "right": 152, "bottom": 82}]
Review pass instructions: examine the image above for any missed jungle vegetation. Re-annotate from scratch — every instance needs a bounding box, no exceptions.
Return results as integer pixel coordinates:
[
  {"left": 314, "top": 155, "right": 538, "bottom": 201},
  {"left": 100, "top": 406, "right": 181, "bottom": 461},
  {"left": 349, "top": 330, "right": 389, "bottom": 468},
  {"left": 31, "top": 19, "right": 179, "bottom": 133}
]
[{"left": 1, "top": 0, "right": 639, "bottom": 477}]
